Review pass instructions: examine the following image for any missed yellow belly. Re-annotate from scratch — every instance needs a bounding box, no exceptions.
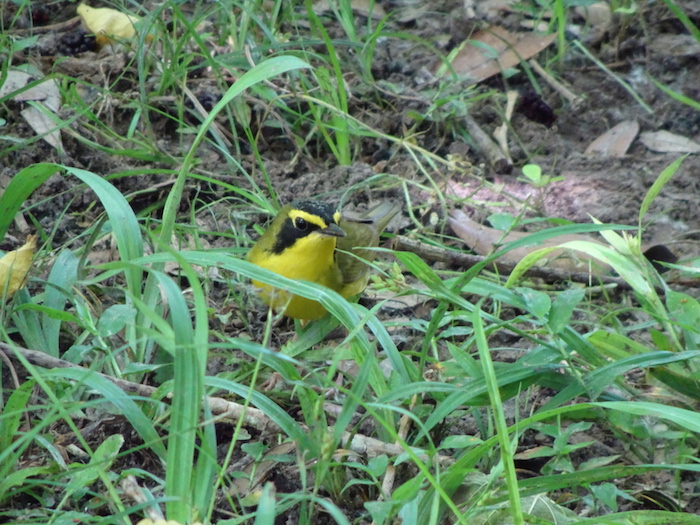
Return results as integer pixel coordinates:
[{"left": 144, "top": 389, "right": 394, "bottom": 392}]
[
  {"left": 249, "top": 283, "right": 329, "bottom": 319},
  {"left": 248, "top": 235, "right": 344, "bottom": 320}
]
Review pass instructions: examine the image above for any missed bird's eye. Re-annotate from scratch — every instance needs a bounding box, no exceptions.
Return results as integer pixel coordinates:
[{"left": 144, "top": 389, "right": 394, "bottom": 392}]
[{"left": 294, "top": 218, "right": 308, "bottom": 231}]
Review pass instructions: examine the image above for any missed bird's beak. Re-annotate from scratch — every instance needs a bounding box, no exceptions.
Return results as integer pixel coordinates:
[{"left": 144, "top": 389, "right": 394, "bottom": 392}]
[{"left": 321, "top": 223, "right": 346, "bottom": 237}]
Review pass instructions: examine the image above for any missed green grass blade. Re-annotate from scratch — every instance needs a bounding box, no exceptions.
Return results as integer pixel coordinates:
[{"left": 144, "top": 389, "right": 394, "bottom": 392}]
[
  {"left": 0, "top": 381, "right": 33, "bottom": 457},
  {"left": 660, "top": 0, "right": 700, "bottom": 41},
  {"left": 61, "top": 166, "right": 144, "bottom": 295},
  {"left": 595, "top": 401, "right": 700, "bottom": 433},
  {"left": 639, "top": 156, "right": 686, "bottom": 226},
  {"left": 650, "top": 76, "right": 700, "bottom": 110},
  {"left": 205, "top": 376, "right": 312, "bottom": 450},
  {"left": 472, "top": 300, "right": 523, "bottom": 525},
  {"left": 0, "top": 163, "right": 58, "bottom": 239},
  {"left": 44, "top": 368, "right": 165, "bottom": 459},
  {"left": 40, "top": 249, "right": 80, "bottom": 357}
]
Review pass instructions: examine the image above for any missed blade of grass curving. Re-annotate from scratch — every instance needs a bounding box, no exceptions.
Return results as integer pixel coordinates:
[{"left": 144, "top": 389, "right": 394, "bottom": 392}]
[
  {"left": 518, "top": 464, "right": 700, "bottom": 500},
  {"left": 205, "top": 376, "right": 312, "bottom": 450},
  {"left": 61, "top": 166, "right": 144, "bottom": 294},
  {"left": 0, "top": 163, "right": 58, "bottom": 239},
  {"left": 650, "top": 76, "right": 700, "bottom": 110},
  {"left": 572, "top": 39, "right": 653, "bottom": 114},
  {"left": 661, "top": 0, "right": 700, "bottom": 41},
  {"left": 135, "top": 250, "right": 406, "bottom": 383},
  {"left": 12, "top": 288, "right": 50, "bottom": 354},
  {"left": 44, "top": 368, "right": 165, "bottom": 459},
  {"left": 577, "top": 510, "right": 700, "bottom": 524},
  {"left": 472, "top": 302, "right": 525, "bottom": 523},
  {"left": 559, "top": 239, "right": 680, "bottom": 349},
  {"left": 595, "top": 401, "right": 700, "bottom": 432},
  {"left": 452, "top": 221, "right": 638, "bottom": 293},
  {"left": 139, "top": 56, "right": 310, "bottom": 366},
  {"left": 40, "top": 250, "right": 80, "bottom": 357},
  {"left": 3, "top": 165, "right": 144, "bottom": 320},
  {"left": 0, "top": 166, "right": 136, "bottom": 271},
  {"left": 0, "top": 380, "right": 33, "bottom": 457},
  {"left": 158, "top": 56, "right": 311, "bottom": 249},
  {"left": 639, "top": 156, "right": 685, "bottom": 226},
  {"left": 540, "top": 351, "right": 700, "bottom": 410},
  {"left": 139, "top": 262, "right": 208, "bottom": 523}
]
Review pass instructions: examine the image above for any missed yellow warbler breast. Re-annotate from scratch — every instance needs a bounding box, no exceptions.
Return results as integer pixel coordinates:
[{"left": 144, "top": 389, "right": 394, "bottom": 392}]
[
  {"left": 246, "top": 200, "right": 401, "bottom": 320},
  {"left": 247, "top": 201, "right": 345, "bottom": 320}
]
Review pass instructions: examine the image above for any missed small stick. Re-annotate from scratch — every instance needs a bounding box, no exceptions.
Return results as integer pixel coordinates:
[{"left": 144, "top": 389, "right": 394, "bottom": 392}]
[
  {"left": 7, "top": 16, "right": 81, "bottom": 35},
  {"left": 493, "top": 90, "right": 518, "bottom": 164},
  {"left": 464, "top": 114, "right": 513, "bottom": 174},
  {"left": 529, "top": 59, "right": 583, "bottom": 106},
  {"left": 380, "top": 393, "right": 418, "bottom": 500},
  {"left": 392, "top": 235, "right": 660, "bottom": 291},
  {"left": 5, "top": 342, "right": 454, "bottom": 464}
]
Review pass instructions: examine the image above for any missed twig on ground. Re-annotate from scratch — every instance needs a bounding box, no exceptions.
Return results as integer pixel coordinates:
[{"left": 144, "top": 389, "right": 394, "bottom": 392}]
[
  {"left": 529, "top": 59, "right": 583, "bottom": 106},
  {"left": 392, "top": 235, "right": 664, "bottom": 292},
  {"left": 463, "top": 114, "right": 513, "bottom": 174},
  {"left": 493, "top": 90, "right": 518, "bottom": 164},
  {"left": 5, "top": 342, "right": 453, "bottom": 465},
  {"left": 0, "top": 348, "right": 22, "bottom": 413},
  {"left": 381, "top": 393, "right": 418, "bottom": 499},
  {"left": 7, "top": 16, "right": 81, "bottom": 35}
]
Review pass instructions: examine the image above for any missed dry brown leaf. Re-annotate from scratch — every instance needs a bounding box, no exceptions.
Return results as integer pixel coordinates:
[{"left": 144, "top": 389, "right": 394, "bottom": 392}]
[
  {"left": 638, "top": 131, "right": 700, "bottom": 154},
  {"left": 575, "top": 2, "right": 611, "bottom": 43},
  {"left": 585, "top": 120, "right": 639, "bottom": 157},
  {"left": 448, "top": 209, "right": 612, "bottom": 275},
  {"left": 77, "top": 3, "right": 140, "bottom": 47},
  {"left": 0, "top": 70, "right": 62, "bottom": 150},
  {"left": 0, "top": 235, "right": 37, "bottom": 299},
  {"left": 575, "top": 2, "right": 611, "bottom": 28},
  {"left": 438, "top": 26, "right": 556, "bottom": 83}
]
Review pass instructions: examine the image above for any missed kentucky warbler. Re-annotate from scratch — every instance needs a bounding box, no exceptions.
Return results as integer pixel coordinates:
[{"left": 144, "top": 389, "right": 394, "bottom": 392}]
[{"left": 247, "top": 200, "right": 401, "bottom": 320}]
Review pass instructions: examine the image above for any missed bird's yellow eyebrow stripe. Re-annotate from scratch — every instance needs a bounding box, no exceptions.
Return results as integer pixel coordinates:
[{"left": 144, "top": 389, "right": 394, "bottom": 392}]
[{"left": 288, "top": 209, "right": 330, "bottom": 228}]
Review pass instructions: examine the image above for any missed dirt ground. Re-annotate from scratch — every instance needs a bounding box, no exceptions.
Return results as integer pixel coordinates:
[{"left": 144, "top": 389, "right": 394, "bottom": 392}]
[{"left": 2, "top": 0, "right": 700, "bottom": 521}]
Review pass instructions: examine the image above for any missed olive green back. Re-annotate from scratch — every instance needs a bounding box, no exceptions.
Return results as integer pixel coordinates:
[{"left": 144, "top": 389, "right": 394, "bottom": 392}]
[{"left": 337, "top": 201, "right": 401, "bottom": 285}]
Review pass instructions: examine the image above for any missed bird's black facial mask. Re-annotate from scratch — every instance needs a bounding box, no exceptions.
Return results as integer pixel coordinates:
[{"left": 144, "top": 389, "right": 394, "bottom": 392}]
[{"left": 270, "top": 201, "right": 342, "bottom": 254}]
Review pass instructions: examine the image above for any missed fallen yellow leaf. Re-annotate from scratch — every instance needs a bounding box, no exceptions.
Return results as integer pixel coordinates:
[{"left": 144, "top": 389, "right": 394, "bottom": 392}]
[
  {"left": 0, "top": 235, "right": 37, "bottom": 299},
  {"left": 77, "top": 3, "right": 140, "bottom": 47}
]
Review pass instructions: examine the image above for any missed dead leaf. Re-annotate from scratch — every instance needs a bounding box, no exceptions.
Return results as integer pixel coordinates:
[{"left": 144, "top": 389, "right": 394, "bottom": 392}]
[
  {"left": 585, "top": 120, "right": 639, "bottom": 157},
  {"left": 77, "top": 2, "right": 140, "bottom": 47},
  {"left": 0, "top": 70, "right": 63, "bottom": 151},
  {"left": 638, "top": 131, "right": 700, "bottom": 154},
  {"left": 576, "top": 2, "right": 611, "bottom": 27},
  {"left": 575, "top": 2, "right": 611, "bottom": 44},
  {"left": 448, "top": 209, "right": 612, "bottom": 275},
  {"left": 438, "top": 26, "right": 556, "bottom": 83},
  {"left": 0, "top": 235, "right": 37, "bottom": 299}
]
